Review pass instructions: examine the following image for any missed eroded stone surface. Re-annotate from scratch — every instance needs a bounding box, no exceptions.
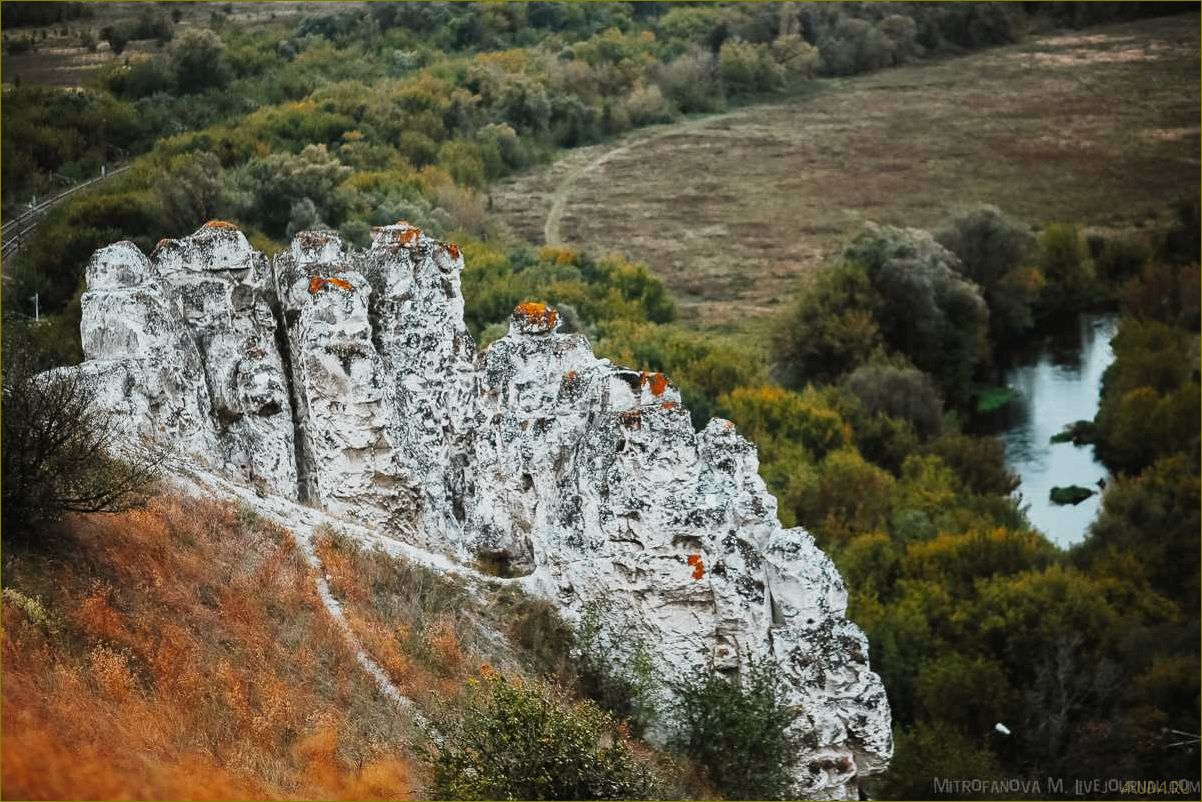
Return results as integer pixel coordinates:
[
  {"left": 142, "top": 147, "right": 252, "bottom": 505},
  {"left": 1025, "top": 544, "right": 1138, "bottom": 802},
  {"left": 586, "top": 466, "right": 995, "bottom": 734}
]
[
  {"left": 64, "top": 224, "right": 892, "bottom": 798},
  {"left": 150, "top": 224, "right": 296, "bottom": 496}
]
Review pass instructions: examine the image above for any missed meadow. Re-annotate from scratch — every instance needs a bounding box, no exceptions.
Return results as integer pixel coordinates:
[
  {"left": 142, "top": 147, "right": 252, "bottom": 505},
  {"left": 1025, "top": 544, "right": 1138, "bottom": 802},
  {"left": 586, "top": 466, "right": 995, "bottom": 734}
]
[{"left": 493, "top": 13, "right": 1200, "bottom": 336}]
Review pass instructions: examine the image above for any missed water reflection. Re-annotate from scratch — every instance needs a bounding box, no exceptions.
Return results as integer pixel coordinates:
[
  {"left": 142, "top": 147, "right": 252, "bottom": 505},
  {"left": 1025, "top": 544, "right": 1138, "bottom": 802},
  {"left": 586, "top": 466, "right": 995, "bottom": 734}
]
[{"left": 976, "top": 314, "right": 1119, "bottom": 548}]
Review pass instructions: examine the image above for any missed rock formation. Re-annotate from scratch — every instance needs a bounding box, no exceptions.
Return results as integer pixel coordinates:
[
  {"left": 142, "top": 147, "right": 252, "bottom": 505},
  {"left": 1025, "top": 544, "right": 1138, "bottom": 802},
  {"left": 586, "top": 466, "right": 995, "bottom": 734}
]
[{"left": 67, "top": 221, "right": 892, "bottom": 798}]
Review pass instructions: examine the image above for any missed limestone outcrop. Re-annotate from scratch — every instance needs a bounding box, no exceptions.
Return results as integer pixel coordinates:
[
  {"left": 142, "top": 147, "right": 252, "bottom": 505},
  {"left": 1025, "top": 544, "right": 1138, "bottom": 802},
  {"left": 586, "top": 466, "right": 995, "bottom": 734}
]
[{"left": 67, "top": 222, "right": 892, "bottom": 798}]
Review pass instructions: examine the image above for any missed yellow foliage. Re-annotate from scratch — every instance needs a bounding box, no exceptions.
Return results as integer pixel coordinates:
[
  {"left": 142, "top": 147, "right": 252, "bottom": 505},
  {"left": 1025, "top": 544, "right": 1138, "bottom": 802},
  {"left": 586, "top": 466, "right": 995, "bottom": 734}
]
[{"left": 538, "top": 245, "right": 581, "bottom": 266}]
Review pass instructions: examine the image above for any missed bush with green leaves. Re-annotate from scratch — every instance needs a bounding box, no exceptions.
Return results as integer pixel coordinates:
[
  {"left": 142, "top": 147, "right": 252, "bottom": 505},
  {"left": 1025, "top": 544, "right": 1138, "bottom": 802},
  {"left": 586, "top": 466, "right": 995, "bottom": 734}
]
[
  {"left": 669, "top": 656, "right": 804, "bottom": 800},
  {"left": 573, "top": 596, "right": 659, "bottom": 737},
  {"left": 840, "top": 363, "right": 944, "bottom": 440},
  {"left": 844, "top": 224, "right": 991, "bottom": 404},
  {"left": 1038, "top": 223, "right": 1096, "bottom": 312},
  {"left": 1093, "top": 318, "right": 1200, "bottom": 474},
  {"left": 773, "top": 259, "right": 884, "bottom": 387},
  {"left": 776, "top": 224, "right": 989, "bottom": 406},
  {"left": 936, "top": 205, "right": 1042, "bottom": 342},
  {"left": 427, "top": 671, "right": 661, "bottom": 800}
]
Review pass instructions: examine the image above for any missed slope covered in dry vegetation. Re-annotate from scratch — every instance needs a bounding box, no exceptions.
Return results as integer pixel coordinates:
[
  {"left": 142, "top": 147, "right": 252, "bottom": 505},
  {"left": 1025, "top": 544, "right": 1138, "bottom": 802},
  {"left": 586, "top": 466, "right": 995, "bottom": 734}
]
[{"left": 2, "top": 494, "right": 416, "bottom": 799}]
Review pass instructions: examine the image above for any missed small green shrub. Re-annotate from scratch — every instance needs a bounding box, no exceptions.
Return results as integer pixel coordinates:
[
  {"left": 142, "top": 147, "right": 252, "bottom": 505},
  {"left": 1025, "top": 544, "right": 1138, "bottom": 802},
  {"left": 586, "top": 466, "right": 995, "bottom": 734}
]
[
  {"left": 574, "top": 597, "right": 659, "bottom": 737},
  {"left": 670, "top": 656, "right": 804, "bottom": 800},
  {"left": 427, "top": 671, "right": 661, "bottom": 800},
  {"left": 500, "top": 593, "right": 576, "bottom": 680}
]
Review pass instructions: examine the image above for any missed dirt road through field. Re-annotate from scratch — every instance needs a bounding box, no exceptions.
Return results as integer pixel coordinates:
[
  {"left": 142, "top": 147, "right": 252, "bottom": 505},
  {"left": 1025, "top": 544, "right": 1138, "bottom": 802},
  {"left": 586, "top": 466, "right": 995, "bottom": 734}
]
[{"left": 493, "top": 15, "right": 1200, "bottom": 336}]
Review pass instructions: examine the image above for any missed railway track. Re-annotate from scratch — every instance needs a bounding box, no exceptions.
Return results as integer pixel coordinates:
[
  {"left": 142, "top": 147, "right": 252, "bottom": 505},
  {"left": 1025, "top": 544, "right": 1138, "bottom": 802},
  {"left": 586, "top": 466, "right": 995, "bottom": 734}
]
[{"left": 1, "top": 163, "right": 130, "bottom": 264}]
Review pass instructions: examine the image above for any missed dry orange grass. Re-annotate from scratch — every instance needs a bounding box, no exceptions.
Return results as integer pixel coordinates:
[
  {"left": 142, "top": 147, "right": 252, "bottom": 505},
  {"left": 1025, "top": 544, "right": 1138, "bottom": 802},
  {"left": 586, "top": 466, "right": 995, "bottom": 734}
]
[
  {"left": 313, "top": 534, "right": 481, "bottom": 706},
  {"left": 1, "top": 494, "right": 414, "bottom": 800}
]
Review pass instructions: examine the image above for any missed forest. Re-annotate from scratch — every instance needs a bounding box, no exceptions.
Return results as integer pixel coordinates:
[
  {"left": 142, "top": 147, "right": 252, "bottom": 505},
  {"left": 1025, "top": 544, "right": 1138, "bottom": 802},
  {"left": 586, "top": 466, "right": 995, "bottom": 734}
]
[{"left": 1, "top": 2, "right": 1198, "bottom": 799}]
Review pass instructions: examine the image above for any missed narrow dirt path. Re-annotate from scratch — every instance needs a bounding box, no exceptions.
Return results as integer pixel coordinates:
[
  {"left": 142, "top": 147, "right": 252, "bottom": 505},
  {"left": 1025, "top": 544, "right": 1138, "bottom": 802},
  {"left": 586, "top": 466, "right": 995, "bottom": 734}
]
[
  {"left": 176, "top": 466, "right": 534, "bottom": 727},
  {"left": 543, "top": 109, "right": 752, "bottom": 247},
  {"left": 174, "top": 470, "right": 435, "bottom": 720}
]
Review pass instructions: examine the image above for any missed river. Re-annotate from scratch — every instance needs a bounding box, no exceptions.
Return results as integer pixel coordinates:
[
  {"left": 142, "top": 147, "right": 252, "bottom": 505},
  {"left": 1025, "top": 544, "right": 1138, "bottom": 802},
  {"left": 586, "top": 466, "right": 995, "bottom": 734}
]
[{"left": 975, "top": 314, "right": 1119, "bottom": 548}]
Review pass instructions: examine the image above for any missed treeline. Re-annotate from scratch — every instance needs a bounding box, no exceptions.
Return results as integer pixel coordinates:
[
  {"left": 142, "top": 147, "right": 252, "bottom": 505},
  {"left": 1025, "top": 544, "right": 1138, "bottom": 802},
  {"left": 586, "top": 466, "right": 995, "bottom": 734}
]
[
  {"left": 5, "top": 1, "right": 1191, "bottom": 252},
  {"left": 587, "top": 202, "right": 1199, "bottom": 797},
  {"left": 0, "top": 1, "right": 93, "bottom": 29}
]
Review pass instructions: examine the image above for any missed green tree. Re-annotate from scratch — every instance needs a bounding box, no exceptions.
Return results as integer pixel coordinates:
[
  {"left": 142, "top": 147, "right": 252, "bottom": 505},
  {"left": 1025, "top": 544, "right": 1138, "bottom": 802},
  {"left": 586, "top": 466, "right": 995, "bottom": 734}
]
[
  {"left": 840, "top": 363, "right": 944, "bottom": 439},
  {"left": 670, "top": 657, "right": 803, "bottom": 800},
  {"left": 171, "top": 28, "right": 230, "bottom": 93},
  {"left": 773, "top": 260, "right": 883, "bottom": 386},
  {"left": 720, "top": 385, "right": 850, "bottom": 460},
  {"left": 1038, "top": 223, "right": 1095, "bottom": 311},
  {"left": 100, "top": 23, "right": 129, "bottom": 55},
  {"left": 870, "top": 721, "right": 1001, "bottom": 800},
  {"left": 841, "top": 225, "right": 990, "bottom": 405},
  {"left": 428, "top": 671, "right": 659, "bottom": 800},
  {"left": 1077, "top": 455, "right": 1201, "bottom": 601},
  {"left": 936, "top": 205, "right": 1042, "bottom": 341},
  {"left": 153, "top": 151, "right": 243, "bottom": 235},
  {"left": 718, "top": 38, "right": 782, "bottom": 94}
]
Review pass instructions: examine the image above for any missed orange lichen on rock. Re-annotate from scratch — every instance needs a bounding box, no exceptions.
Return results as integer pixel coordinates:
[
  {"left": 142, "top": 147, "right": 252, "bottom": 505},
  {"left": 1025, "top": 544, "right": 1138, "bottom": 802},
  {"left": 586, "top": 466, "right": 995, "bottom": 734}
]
[
  {"left": 202, "top": 220, "right": 239, "bottom": 231},
  {"left": 394, "top": 226, "right": 422, "bottom": 247},
  {"left": 442, "top": 242, "right": 461, "bottom": 260},
  {"left": 687, "top": 554, "right": 705, "bottom": 580},
  {"left": 661, "top": 401, "right": 678, "bottom": 411},
  {"left": 308, "top": 276, "right": 354, "bottom": 294},
  {"left": 155, "top": 238, "right": 172, "bottom": 250},
  {"left": 514, "top": 301, "right": 559, "bottom": 330},
  {"left": 640, "top": 371, "right": 669, "bottom": 396}
]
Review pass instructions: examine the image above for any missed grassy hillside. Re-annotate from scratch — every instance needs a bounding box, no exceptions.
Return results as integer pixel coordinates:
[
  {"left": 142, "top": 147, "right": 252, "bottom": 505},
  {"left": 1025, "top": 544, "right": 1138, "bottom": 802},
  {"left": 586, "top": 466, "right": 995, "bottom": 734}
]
[
  {"left": 1, "top": 490, "right": 709, "bottom": 799},
  {"left": 3, "top": 5, "right": 1196, "bottom": 798},
  {"left": 492, "top": 14, "right": 1200, "bottom": 336},
  {"left": 1, "top": 494, "right": 417, "bottom": 799}
]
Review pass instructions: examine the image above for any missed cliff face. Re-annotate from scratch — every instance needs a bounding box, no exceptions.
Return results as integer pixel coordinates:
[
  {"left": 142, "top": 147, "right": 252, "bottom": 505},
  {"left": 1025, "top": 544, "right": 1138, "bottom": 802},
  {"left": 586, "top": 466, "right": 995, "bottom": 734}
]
[{"left": 69, "top": 221, "right": 892, "bottom": 798}]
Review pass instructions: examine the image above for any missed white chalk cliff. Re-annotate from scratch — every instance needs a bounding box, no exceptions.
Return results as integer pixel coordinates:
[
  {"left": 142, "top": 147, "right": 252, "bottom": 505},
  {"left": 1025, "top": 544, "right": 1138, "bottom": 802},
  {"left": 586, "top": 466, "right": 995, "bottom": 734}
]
[{"left": 69, "top": 221, "right": 892, "bottom": 798}]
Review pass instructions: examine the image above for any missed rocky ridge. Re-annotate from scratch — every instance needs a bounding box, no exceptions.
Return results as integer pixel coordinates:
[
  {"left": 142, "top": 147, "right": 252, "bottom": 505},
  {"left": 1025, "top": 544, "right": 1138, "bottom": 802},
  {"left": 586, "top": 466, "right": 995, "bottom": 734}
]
[{"left": 67, "top": 221, "right": 892, "bottom": 798}]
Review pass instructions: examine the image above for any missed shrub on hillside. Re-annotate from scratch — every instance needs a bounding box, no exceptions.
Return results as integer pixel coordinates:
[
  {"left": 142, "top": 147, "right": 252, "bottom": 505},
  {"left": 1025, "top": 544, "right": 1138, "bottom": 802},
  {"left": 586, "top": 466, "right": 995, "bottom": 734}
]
[
  {"left": 171, "top": 29, "right": 230, "bottom": 93},
  {"left": 655, "top": 49, "right": 723, "bottom": 113},
  {"left": 427, "top": 670, "right": 660, "bottom": 800},
  {"left": 572, "top": 597, "right": 660, "bottom": 737},
  {"left": 1, "top": 329, "right": 161, "bottom": 542},
  {"left": 670, "top": 656, "right": 804, "bottom": 800},
  {"left": 718, "top": 38, "right": 783, "bottom": 94}
]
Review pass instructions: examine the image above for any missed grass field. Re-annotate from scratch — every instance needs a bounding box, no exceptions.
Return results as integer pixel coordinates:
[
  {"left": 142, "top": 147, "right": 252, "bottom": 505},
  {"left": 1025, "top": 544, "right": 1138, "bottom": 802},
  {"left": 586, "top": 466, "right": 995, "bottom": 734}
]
[{"left": 492, "top": 14, "right": 1200, "bottom": 337}]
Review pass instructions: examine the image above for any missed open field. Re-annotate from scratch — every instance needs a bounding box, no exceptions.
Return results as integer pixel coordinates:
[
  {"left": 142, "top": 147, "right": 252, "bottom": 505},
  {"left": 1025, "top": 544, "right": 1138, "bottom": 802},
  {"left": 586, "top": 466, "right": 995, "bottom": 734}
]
[
  {"left": 1, "top": 2, "right": 361, "bottom": 88},
  {"left": 492, "top": 14, "right": 1201, "bottom": 337}
]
